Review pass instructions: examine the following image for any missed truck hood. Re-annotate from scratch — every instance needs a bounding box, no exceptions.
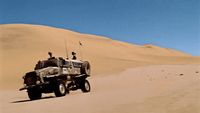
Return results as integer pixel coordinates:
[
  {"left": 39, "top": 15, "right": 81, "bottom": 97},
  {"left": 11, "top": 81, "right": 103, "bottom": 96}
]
[{"left": 36, "top": 67, "right": 60, "bottom": 77}]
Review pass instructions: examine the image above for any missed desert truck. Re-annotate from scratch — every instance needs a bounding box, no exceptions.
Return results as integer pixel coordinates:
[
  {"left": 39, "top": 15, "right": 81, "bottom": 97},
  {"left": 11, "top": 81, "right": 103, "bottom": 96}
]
[{"left": 20, "top": 52, "right": 91, "bottom": 100}]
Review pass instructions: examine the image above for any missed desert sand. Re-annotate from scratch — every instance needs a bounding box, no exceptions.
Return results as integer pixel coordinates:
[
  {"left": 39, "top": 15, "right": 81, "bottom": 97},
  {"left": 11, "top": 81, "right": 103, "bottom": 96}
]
[
  {"left": 0, "top": 65, "right": 200, "bottom": 113},
  {"left": 0, "top": 24, "right": 200, "bottom": 113}
]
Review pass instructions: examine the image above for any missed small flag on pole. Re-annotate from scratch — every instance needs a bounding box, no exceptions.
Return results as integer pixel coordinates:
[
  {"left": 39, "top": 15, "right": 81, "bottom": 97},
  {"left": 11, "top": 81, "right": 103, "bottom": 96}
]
[{"left": 79, "top": 41, "right": 83, "bottom": 46}]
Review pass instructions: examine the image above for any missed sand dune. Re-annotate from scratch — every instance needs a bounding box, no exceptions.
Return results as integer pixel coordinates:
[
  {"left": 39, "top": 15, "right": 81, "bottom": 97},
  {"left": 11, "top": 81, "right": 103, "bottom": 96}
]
[
  {"left": 0, "top": 24, "right": 199, "bottom": 89},
  {"left": 0, "top": 24, "right": 200, "bottom": 113},
  {"left": 1, "top": 65, "right": 199, "bottom": 113}
]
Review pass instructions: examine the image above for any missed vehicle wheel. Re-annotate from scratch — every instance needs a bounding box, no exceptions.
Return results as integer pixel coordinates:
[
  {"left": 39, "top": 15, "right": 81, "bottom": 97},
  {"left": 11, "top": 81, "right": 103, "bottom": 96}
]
[
  {"left": 54, "top": 81, "right": 68, "bottom": 97},
  {"left": 81, "top": 80, "right": 91, "bottom": 93},
  {"left": 27, "top": 87, "right": 42, "bottom": 100},
  {"left": 81, "top": 61, "right": 91, "bottom": 75}
]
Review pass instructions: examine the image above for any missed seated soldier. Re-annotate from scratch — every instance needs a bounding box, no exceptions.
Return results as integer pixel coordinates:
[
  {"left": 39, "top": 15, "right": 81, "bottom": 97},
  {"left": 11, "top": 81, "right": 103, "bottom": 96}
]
[
  {"left": 72, "top": 52, "right": 77, "bottom": 60},
  {"left": 48, "top": 52, "right": 55, "bottom": 60}
]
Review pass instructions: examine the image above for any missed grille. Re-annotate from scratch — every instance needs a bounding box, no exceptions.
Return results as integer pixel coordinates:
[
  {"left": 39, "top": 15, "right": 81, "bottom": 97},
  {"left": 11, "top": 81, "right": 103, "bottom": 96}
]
[{"left": 24, "top": 72, "right": 37, "bottom": 86}]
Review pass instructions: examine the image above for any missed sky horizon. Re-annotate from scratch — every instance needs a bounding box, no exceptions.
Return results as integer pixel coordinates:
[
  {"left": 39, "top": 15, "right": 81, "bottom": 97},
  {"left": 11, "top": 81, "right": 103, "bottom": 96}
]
[{"left": 0, "top": 0, "right": 199, "bottom": 56}]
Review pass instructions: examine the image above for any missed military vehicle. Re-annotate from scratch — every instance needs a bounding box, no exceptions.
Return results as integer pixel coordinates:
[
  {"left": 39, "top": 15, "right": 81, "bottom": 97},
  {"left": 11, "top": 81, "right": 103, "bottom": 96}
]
[{"left": 20, "top": 52, "right": 91, "bottom": 100}]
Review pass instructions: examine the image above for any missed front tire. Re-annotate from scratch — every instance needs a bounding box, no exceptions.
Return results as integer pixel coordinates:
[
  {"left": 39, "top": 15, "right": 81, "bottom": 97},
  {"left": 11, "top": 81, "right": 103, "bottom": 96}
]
[
  {"left": 81, "top": 80, "right": 91, "bottom": 93},
  {"left": 27, "top": 87, "right": 42, "bottom": 100},
  {"left": 54, "top": 81, "right": 68, "bottom": 97}
]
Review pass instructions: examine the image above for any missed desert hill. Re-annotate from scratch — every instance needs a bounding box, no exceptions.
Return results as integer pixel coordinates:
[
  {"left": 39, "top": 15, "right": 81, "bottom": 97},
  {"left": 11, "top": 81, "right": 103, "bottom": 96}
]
[{"left": 0, "top": 24, "right": 199, "bottom": 89}]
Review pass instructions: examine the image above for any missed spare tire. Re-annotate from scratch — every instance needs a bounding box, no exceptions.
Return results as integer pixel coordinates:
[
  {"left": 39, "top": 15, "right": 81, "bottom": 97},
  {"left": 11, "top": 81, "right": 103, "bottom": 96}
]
[{"left": 81, "top": 61, "right": 91, "bottom": 75}]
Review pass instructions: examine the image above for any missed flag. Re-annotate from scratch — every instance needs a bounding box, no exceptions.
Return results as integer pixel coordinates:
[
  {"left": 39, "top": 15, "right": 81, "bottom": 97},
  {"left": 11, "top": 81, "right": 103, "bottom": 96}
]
[{"left": 79, "top": 41, "right": 83, "bottom": 46}]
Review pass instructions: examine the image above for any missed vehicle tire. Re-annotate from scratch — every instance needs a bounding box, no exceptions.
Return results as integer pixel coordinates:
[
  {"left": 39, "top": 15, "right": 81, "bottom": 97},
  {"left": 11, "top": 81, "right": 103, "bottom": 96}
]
[
  {"left": 54, "top": 81, "right": 68, "bottom": 97},
  {"left": 81, "top": 61, "right": 91, "bottom": 75},
  {"left": 27, "top": 87, "right": 42, "bottom": 100},
  {"left": 81, "top": 80, "right": 91, "bottom": 93}
]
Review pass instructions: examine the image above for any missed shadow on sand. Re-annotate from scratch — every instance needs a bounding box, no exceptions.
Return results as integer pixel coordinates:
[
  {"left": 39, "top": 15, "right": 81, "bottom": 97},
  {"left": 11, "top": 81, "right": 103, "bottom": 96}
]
[{"left": 11, "top": 96, "right": 55, "bottom": 103}]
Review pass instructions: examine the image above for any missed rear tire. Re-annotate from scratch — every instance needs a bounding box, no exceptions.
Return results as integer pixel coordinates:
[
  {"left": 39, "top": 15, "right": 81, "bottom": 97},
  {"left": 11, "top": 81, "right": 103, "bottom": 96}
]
[
  {"left": 81, "top": 61, "right": 91, "bottom": 76},
  {"left": 81, "top": 80, "right": 91, "bottom": 93},
  {"left": 54, "top": 81, "right": 68, "bottom": 97},
  {"left": 27, "top": 87, "right": 42, "bottom": 100}
]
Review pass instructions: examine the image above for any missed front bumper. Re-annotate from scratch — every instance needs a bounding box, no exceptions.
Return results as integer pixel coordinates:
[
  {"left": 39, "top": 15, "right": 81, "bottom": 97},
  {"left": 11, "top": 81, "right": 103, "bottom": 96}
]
[{"left": 19, "top": 82, "right": 50, "bottom": 91}]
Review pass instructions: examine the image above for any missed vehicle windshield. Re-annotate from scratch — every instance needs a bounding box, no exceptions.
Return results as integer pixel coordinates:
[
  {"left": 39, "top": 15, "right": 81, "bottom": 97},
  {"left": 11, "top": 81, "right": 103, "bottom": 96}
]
[{"left": 35, "top": 59, "right": 58, "bottom": 70}]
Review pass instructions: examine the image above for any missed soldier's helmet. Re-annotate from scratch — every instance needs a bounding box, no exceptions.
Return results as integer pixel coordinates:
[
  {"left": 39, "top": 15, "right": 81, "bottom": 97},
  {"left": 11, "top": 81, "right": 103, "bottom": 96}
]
[{"left": 72, "top": 52, "right": 76, "bottom": 55}]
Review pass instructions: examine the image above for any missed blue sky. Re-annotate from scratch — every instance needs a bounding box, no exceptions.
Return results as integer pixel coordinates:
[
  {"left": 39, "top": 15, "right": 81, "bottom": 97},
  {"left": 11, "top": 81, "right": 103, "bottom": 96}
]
[{"left": 0, "top": 0, "right": 199, "bottom": 55}]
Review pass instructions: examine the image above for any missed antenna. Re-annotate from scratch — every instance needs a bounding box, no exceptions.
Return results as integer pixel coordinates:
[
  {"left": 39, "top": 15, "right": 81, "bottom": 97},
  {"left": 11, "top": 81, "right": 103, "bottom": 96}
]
[{"left": 64, "top": 37, "right": 69, "bottom": 59}]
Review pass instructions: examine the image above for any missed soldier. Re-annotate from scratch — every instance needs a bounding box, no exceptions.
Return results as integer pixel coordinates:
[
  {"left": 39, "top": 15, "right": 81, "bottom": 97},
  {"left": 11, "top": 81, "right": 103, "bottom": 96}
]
[
  {"left": 72, "top": 52, "right": 77, "bottom": 60},
  {"left": 48, "top": 52, "right": 52, "bottom": 58},
  {"left": 48, "top": 52, "right": 55, "bottom": 59}
]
